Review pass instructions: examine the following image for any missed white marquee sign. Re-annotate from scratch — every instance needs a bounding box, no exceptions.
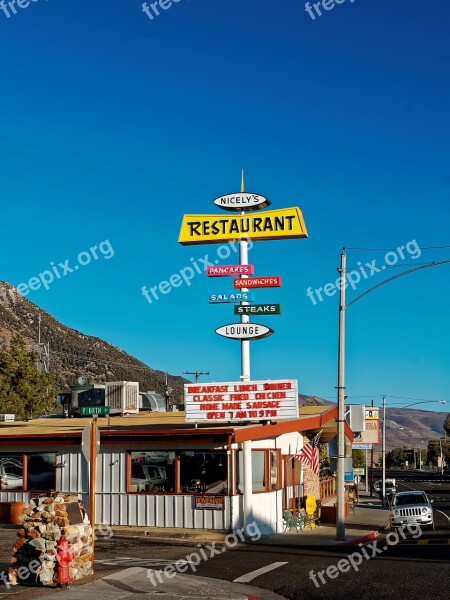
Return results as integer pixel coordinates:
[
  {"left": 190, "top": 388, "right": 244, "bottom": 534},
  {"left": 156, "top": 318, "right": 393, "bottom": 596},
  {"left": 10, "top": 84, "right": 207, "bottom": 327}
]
[{"left": 184, "top": 379, "right": 299, "bottom": 422}]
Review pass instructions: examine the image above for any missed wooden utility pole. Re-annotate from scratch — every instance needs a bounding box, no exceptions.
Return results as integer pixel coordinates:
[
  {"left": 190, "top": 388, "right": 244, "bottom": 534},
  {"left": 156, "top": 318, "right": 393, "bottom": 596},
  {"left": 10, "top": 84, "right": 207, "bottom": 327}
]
[{"left": 183, "top": 370, "right": 209, "bottom": 384}]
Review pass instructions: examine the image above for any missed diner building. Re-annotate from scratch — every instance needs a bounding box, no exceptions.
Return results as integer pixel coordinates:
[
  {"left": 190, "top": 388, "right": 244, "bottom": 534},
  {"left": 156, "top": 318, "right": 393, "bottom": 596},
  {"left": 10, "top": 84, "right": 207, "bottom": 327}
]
[{"left": 0, "top": 406, "right": 353, "bottom": 534}]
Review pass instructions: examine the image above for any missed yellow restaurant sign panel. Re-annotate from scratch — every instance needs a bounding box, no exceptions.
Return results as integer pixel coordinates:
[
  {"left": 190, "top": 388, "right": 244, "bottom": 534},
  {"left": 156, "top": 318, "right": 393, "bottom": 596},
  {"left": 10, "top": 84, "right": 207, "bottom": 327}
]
[{"left": 178, "top": 207, "right": 308, "bottom": 246}]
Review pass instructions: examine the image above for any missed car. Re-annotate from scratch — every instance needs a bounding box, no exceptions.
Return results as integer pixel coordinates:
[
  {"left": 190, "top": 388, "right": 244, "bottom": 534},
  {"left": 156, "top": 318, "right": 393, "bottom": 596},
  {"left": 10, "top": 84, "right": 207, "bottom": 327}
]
[
  {"left": 373, "top": 479, "right": 396, "bottom": 495},
  {"left": 385, "top": 482, "right": 396, "bottom": 496},
  {"left": 389, "top": 490, "right": 434, "bottom": 530},
  {"left": 130, "top": 465, "right": 168, "bottom": 492},
  {"left": 0, "top": 458, "right": 23, "bottom": 490}
]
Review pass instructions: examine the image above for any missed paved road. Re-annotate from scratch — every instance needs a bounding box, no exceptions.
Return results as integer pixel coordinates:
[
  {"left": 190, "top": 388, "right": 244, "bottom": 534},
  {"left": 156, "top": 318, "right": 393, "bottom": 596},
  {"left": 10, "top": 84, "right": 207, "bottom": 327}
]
[
  {"left": 1, "top": 472, "right": 449, "bottom": 599},
  {"left": 89, "top": 472, "right": 450, "bottom": 600}
]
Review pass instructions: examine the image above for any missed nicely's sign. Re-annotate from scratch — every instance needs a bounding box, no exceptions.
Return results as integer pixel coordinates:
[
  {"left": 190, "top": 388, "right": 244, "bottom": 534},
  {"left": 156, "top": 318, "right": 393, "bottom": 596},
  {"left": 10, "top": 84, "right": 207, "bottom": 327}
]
[
  {"left": 206, "top": 264, "right": 254, "bottom": 277},
  {"left": 212, "top": 192, "right": 271, "bottom": 212},
  {"left": 208, "top": 292, "right": 254, "bottom": 304},
  {"left": 178, "top": 207, "right": 308, "bottom": 246},
  {"left": 234, "top": 304, "right": 281, "bottom": 316},
  {"left": 215, "top": 323, "right": 274, "bottom": 340},
  {"left": 184, "top": 379, "right": 299, "bottom": 422},
  {"left": 234, "top": 276, "right": 281, "bottom": 289}
]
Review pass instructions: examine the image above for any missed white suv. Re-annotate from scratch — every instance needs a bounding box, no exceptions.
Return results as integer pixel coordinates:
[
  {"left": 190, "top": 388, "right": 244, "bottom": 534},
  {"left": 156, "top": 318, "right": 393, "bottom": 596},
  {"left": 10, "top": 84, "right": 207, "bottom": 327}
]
[{"left": 390, "top": 490, "right": 434, "bottom": 530}]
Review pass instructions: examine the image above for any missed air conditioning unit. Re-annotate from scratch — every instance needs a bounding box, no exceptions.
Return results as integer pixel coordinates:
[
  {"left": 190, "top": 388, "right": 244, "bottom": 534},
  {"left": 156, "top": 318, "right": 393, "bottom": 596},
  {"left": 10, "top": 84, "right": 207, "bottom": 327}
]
[
  {"left": 106, "top": 382, "right": 139, "bottom": 415},
  {"left": 0, "top": 414, "right": 15, "bottom": 422}
]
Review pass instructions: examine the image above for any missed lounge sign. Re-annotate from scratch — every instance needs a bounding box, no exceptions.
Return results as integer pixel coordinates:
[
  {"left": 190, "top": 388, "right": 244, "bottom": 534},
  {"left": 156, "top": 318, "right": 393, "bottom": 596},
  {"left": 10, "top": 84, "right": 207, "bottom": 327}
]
[
  {"left": 184, "top": 379, "right": 299, "bottom": 422},
  {"left": 178, "top": 207, "right": 308, "bottom": 246},
  {"left": 206, "top": 264, "right": 254, "bottom": 277},
  {"left": 215, "top": 323, "right": 273, "bottom": 340}
]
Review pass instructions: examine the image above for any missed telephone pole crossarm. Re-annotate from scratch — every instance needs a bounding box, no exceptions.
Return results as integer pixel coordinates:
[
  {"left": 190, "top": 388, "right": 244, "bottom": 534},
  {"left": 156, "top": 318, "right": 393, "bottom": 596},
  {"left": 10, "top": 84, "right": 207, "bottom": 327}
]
[{"left": 183, "top": 371, "right": 210, "bottom": 384}]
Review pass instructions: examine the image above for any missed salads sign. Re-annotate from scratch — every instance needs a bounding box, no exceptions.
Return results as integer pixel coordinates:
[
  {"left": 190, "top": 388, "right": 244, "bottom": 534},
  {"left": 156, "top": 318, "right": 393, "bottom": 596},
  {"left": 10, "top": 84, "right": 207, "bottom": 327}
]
[{"left": 184, "top": 379, "right": 299, "bottom": 422}]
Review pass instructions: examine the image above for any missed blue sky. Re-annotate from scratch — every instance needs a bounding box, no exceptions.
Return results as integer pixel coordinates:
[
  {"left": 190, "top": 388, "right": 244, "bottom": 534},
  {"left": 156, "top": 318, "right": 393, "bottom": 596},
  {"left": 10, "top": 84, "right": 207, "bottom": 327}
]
[{"left": 1, "top": 0, "right": 449, "bottom": 412}]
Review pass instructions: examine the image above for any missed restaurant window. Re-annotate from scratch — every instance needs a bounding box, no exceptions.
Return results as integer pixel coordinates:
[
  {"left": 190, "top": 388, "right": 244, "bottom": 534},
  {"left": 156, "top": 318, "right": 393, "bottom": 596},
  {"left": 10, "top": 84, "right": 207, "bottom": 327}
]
[
  {"left": 129, "top": 451, "right": 176, "bottom": 493},
  {"left": 236, "top": 450, "right": 267, "bottom": 493},
  {"left": 179, "top": 451, "right": 227, "bottom": 494},
  {"left": 0, "top": 455, "right": 23, "bottom": 491},
  {"left": 0, "top": 453, "right": 56, "bottom": 491},
  {"left": 269, "top": 451, "right": 279, "bottom": 490},
  {"left": 27, "top": 453, "right": 56, "bottom": 491}
]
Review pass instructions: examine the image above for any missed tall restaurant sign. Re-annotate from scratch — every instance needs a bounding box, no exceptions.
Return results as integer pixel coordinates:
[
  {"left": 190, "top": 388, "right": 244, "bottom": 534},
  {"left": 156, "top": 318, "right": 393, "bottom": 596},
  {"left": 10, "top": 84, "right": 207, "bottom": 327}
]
[
  {"left": 184, "top": 379, "right": 299, "bottom": 422},
  {"left": 178, "top": 207, "right": 308, "bottom": 245}
]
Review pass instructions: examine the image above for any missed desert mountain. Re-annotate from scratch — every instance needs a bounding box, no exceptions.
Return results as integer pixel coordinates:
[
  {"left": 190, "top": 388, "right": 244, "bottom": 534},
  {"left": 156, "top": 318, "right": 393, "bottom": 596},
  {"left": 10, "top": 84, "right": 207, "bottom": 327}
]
[
  {"left": 0, "top": 280, "right": 447, "bottom": 446},
  {"left": 0, "top": 281, "right": 186, "bottom": 401}
]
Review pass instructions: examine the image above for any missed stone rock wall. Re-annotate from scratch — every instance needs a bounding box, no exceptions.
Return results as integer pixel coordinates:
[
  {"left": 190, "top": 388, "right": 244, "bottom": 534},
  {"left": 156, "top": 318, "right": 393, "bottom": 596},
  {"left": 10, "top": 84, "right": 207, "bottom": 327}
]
[
  {"left": 9, "top": 493, "right": 93, "bottom": 586},
  {"left": 303, "top": 465, "right": 320, "bottom": 499}
]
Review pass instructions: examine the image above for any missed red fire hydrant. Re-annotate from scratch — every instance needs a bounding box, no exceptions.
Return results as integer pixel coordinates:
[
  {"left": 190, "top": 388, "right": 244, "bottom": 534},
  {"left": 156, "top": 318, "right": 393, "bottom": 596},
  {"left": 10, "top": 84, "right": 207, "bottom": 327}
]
[{"left": 54, "top": 536, "right": 74, "bottom": 588}]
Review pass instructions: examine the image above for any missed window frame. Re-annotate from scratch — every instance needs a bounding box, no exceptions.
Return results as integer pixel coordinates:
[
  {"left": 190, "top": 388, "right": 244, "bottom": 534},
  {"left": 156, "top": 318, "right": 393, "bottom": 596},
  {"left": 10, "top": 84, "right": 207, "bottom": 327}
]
[
  {"left": 234, "top": 449, "right": 282, "bottom": 494},
  {"left": 0, "top": 452, "right": 57, "bottom": 493},
  {"left": 126, "top": 450, "right": 229, "bottom": 496}
]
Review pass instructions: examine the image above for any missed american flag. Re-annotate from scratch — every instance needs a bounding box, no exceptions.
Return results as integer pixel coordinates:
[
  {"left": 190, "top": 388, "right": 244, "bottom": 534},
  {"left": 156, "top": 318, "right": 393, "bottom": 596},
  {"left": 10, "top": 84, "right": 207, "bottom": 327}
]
[{"left": 294, "top": 430, "right": 322, "bottom": 475}]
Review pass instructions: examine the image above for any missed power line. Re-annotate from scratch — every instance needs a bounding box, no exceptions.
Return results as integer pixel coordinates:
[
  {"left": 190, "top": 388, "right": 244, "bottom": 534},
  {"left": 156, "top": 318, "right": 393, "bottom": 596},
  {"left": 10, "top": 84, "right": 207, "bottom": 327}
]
[
  {"left": 347, "top": 261, "right": 450, "bottom": 269},
  {"left": 347, "top": 245, "right": 450, "bottom": 251}
]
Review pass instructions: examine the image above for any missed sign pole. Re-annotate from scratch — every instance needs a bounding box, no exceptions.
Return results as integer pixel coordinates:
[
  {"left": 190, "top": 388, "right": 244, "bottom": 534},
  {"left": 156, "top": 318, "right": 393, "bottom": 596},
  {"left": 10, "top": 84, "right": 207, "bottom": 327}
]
[
  {"left": 240, "top": 170, "right": 250, "bottom": 383},
  {"left": 89, "top": 416, "right": 97, "bottom": 573}
]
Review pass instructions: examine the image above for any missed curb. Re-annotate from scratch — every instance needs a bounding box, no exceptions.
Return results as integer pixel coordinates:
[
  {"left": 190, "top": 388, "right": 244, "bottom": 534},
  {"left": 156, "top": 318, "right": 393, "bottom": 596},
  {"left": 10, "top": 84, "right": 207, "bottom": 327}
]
[
  {"left": 109, "top": 533, "right": 228, "bottom": 548},
  {"left": 336, "top": 518, "right": 390, "bottom": 546},
  {"left": 336, "top": 530, "right": 378, "bottom": 546}
]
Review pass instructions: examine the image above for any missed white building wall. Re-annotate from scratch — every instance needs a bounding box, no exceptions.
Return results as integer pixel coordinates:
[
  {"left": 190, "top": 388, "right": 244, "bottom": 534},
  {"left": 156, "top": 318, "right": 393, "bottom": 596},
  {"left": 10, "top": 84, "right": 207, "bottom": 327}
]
[
  {"left": 0, "top": 447, "right": 230, "bottom": 530},
  {"left": 1, "top": 434, "right": 301, "bottom": 532}
]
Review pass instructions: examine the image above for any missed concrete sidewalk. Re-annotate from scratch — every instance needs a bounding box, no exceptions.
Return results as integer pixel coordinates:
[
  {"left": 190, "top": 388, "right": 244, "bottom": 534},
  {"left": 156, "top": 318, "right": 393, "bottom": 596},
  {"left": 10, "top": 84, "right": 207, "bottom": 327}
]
[
  {"left": 108, "top": 490, "right": 389, "bottom": 548},
  {"left": 255, "top": 490, "right": 390, "bottom": 547},
  {"left": 34, "top": 567, "right": 286, "bottom": 600}
]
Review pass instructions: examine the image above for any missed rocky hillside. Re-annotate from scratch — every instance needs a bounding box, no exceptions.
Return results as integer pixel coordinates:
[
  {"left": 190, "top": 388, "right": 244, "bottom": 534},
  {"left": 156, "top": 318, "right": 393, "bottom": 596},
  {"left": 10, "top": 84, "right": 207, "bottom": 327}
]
[
  {"left": 0, "top": 281, "right": 186, "bottom": 400},
  {"left": 298, "top": 393, "right": 448, "bottom": 451}
]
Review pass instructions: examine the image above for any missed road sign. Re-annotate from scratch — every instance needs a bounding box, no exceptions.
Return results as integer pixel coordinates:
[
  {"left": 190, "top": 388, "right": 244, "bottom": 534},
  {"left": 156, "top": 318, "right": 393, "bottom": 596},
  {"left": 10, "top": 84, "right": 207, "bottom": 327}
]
[
  {"left": 209, "top": 292, "right": 254, "bottom": 304},
  {"left": 234, "top": 276, "right": 281, "bottom": 289},
  {"left": 365, "top": 408, "right": 379, "bottom": 420},
  {"left": 212, "top": 192, "right": 271, "bottom": 212},
  {"left": 353, "top": 468, "right": 365, "bottom": 476},
  {"left": 206, "top": 264, "right": 254, "bottom": 277},
  {"left": 178, "top": 207, "right": 308, "bottom": 245},
  {"left": 344, "top": 471, "right": 354, "bottom": 482},
  {"left": 352, "top": 443, "right": 373, "bottom": 450},
  {"left": 81, "top": 406, "right": 110, "bottom": 416},
  {"left": 215, "top": 323, "right": 274, "bottom": 340},
  {"left": 81, "top": 422, "right": 100, "bottom": 461},
  {"left": 234, "top": 303, "right": 281, "bottom": 316}
]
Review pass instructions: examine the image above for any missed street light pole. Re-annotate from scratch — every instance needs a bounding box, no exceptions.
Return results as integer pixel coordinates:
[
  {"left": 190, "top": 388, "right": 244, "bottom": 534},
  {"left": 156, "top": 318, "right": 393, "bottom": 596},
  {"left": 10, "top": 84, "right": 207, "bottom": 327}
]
[
  {"left": 382, "top": 395, "right": 386, "bottom": 508},
  {"left": 336, "top": 248, "right": 346, "bottom": 541},
  {"left": 335, "top": 250, "right": 449, "bottom": 540}
]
